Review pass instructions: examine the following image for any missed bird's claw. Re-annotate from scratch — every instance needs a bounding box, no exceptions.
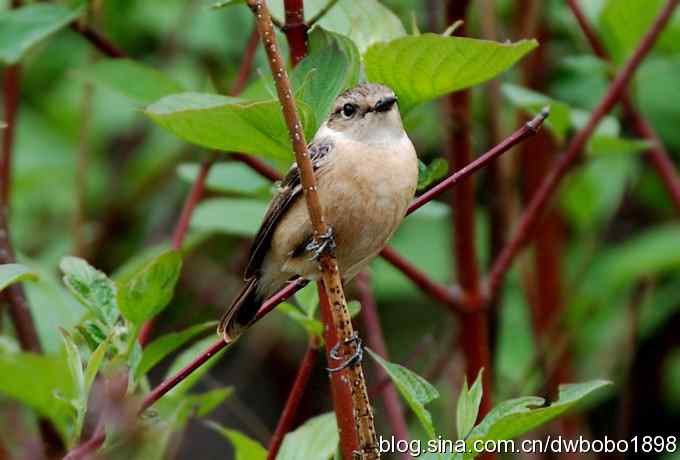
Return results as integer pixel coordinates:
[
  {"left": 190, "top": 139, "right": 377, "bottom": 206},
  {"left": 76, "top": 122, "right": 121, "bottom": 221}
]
[
  {"left": 326, "top": 333, "right": 363, "bottom": 373},
  {"left": 306, "top": 226, "right": 336, "bottom": 261}
]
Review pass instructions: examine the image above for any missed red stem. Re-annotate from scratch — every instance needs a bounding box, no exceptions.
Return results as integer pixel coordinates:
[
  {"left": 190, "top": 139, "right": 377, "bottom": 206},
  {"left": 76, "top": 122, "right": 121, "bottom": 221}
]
[
  {"left": 171, "top": 156, "right": 216, "bottom": 250},
  {"left": 357, "top": 272, "right": 412, "bottom": 460},
  {"left": 283, "top": 0, "right": 308, "bottom": 65},
  {"left": 233, "top": 153, "right": 282, "bottom": 182},
  {"left": 71, "top": 22, "right": 127, "bottom": 58},
  {"left": 267, "top": 339, "right": 319, "bottom": 460},
  {"left": 231, "top": 27, "right": 260, "bottom": 96},
  {"left": 445, "top": 0, "right": 491, "bottom": 422},
  {"left": 486, "top": 0, "right": 680, "bottom": 300},
  {"left": 317, "top": 283, "right": 359, "bottom": 459},
  {"left": 379, "top": 246, "right": 467, "bottom": 313},
  {"left": 566, "top": 0, "right": 680, "bottom": 213}
]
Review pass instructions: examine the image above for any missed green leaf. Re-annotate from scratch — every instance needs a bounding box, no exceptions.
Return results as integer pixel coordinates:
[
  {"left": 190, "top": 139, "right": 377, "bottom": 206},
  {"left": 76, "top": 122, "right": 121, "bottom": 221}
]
[
  {"left": 293, "top": 28, "right": 360, "bottom": 132},
  {"left": 145, "top": 93, "right": 315, "bottom": 160},
  {"left": 177, "top": 162, "right": 273, "bottom": 196},
  {"left": 207, "top": 423, "right": 267, "bottom": 460},
  {"left": 0, "top": 352, "right": 74, "bottom": 438},
  {"left": 116, "top": 250, "right": 182, "bottom": 326},
  {"left": 211, "top": 0, "right": 247, "bottom": 9},
  {"left": 60, "top": 330, "right": 86, "bottom": 445},
  {"left": 599, "top": 0, "right": 680, "bottom": 64},
  {"left": 76, "top": 59, "right": 184, "bottom": 106},
  {"left": 456, "top": 369, "right": 484, "bottom": 440},
  {"left": 279, "top": 303, "right": 324, "bottom": 337},
  {"left": 461, "top": 381, "right": 611, "bottom": 459},
  {"left": 0, "top": 263, "right": 38, "bottom": 292},
  {"left": 367, "top": 348, "right": 439, "bottom": 438},
  {"left": 276, "top": 412, "right": 338, "bottom": 460},
  {"left": 295, "top": 282, "right": 320, "bottom": 318},
  {"left": 347, "top": 300, "right": 361, "bottom": 318},
  {"left": 417, "top": 159, "right": 449, "bottom": 191},
  {"left": 191, "top": 198, "right": 269, "bottom": 237},
  {"left": 269, "top": 0, "right": 406, "bottom": 54},
  {"left": 185, "top": 387, "right": 233, "bottom": 418},
  {"left": 84, "top": 336, "right": 110, "bottom": 395},
  {"left": 502, "top": 83, "right": 571, "bottom": 141},
  {"left": 133, "top": 321, "right": 217, "bottom": 380},
  {"left": 365, "top": 35, "right": 538, "bottom": 111},
  {"left": 164, "top": 336, "right": 228, "bottom": 397},
  {"left": 587, "top": 135, "right": 651, "bottom": 156},
  {"left": 0, "top": 3, "right": 82, "bottom": 64},
  {"left": 60, "top": 256, "right": 118, "bottom": 326}
]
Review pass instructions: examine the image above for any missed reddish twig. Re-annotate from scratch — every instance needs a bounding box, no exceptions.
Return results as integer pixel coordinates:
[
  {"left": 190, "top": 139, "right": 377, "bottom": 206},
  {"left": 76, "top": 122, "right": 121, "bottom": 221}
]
[
  {"left": 566, "top": 0, "right": 680, "bottom": 213},
  {"left": 487, "top": 0, "right": 679, "bottom": 300},
  {"left": 267, "top": 338, "right": 319, "bottom": 460},
  {"left": 233, "top": 153, "right": 282, "bottom": 182},
  {"left": 171, "top": 156, "right": 216, "bottom": 250},
  {"left": 406, "top": 109, "right": 549, "bottom": 216},
  {"left": 282, "top": 0, "right": 308, "bottom": 65},
  {"left": 71, "top": 22, "right": 127, "bottom": 58},
  {"left": 357, "top": 272, "right": 411, "bottom": 460},
  {"left": 379, "top": 246, "right": 467, "bottom": 313},
  {"left": 231, "top": 26, "right": 260, "bottom": 96}
]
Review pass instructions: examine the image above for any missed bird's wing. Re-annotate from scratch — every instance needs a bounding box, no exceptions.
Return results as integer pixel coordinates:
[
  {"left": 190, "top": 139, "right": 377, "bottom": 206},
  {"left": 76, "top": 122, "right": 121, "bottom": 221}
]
[{"left": 244, "top": 138, "right": 334, "bottom": 279}]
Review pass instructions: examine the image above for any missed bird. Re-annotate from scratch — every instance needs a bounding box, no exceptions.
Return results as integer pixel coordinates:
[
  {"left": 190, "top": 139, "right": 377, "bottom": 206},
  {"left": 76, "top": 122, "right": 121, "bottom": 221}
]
[{"left": 218, "top": 83, "right": 419, "bottom": 342}]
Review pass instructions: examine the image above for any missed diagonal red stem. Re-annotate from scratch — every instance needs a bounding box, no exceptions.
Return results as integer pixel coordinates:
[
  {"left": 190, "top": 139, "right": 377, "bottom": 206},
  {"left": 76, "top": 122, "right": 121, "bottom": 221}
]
[
  {"left": 566, "top": 0, "right": 680, "bottom": 213},
  {"left": 486, "top": 0, "right": 680, "bottom": 300}
]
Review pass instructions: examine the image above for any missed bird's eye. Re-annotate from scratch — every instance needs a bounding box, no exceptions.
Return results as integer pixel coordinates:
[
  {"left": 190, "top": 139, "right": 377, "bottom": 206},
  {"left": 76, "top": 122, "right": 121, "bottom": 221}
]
[{"left": 341, "top": 103, "right": 356, "bottom": 119}]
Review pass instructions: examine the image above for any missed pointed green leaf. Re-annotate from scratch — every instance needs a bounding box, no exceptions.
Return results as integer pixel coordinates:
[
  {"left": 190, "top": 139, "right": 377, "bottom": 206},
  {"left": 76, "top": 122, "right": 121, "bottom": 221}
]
[
  {"left": 296, "top": 282, "right": 320, "bottom": 318},
  {"left": 367, "top": 348, "right": 439, "bottom": 438},
  {"left": 191, "top": 198, "right": 269, "bottom": 237},
  {"left": 0, "top": 3, "right": 82, "bottom": 64},
  {"left": 84, "top": 336, "right": 110, "bottom": 395},
  {"left": 177, "top": 162, "right": 273, "bottom": 196},
  {"left": 76, "top": 59, "right": 184, "bottom": 106},
  {"left": 208, "top": 423, "right": 267, "bottom": 460},
  {"left": 461, "top": 381, "right": 611, "bottom": 459},
  {"left": 456, "top": 369, "right": 484, "bottom": 439},
  {"left": 279, "top": 303, "right": 324, "bottom": 337},
  {"left": 292, "top": 27, "right": 360, "bottom": 132},
  {"left": 145, "top": 93, "right": 315, "bottom": 160},
  {"left": 60, "top": 330, "right": 87, "bottom": 445},
  {"left": 60, "top": 256, "right": 118, "bottom": 326},
  {"left": 0, "top": 263, "right": 38, "bottom": 292},
  {"left": 418, "top": 159, "right": 449, "bottom": 191},
  {"left": 347, "top": 300, "right": 361, "bottom": 318},
  {"left": 116, "top": 249, "right": 182, "bottom": 326},
  {"left": 269, "top": 0, "right": 405, "bottom": 54},
  {"left": 276, "top": 412, "right": 338, "bottom": 460},
  {"left": 134, "top": 321, "right": 217, "bottom": 380},
  {"left": 186, "top": 387, "right": 233, "bottom": 418},
  {"left": 0, "top": 352, "right": 74, "bottom": 438},
  {"left": 365, "top": 35, "right": 538, "bottom": 111}
]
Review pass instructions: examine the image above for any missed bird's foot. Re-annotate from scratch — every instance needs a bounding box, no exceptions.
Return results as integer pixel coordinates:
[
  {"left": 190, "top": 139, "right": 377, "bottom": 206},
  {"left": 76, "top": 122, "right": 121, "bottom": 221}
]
[
  {"left": 306, "top": 226, "right": 336, "bottom": 261},
  {"left": 326, "top": 332, "right": 363, "bottom": 373}
]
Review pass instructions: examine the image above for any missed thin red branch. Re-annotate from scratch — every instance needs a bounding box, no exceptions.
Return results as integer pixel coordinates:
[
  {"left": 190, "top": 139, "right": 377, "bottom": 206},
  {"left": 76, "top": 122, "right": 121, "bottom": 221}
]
[
  {"left": 357, "top": 272, "right": 412, "bottom": 460},
  {"left": 407, "top": 109, "right": 549, "bottom": 216},
  {"left": 487, "top": 0, "right": 680, "bottom": 300},
  {"left": 566, "top": 0, "right": 680, "bottom": 213},
  {"left": 231, "top": 26, "right": 260, "bottom": 96},
  {"left": 379, "top": 246, "right": 467, "bottom": 313},
  {"left": 171, "top": 156, "right": 216, "bottom": 250},
  {"left": 71, "top": 22, "right": 127, "bottom": 58},
  {"left": 283, "top": 0, "right": 308, "bottom": 65},
  {"left": 233, "top": 153, "right": 282, "bottom": 182},
  {"left": 267, "top": 338, "right": 319, "bottom": 460}
]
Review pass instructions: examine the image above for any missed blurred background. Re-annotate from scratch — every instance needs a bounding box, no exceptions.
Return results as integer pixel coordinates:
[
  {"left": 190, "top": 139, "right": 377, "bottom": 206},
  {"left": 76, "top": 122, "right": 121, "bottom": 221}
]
[{"left": 2, "top": 0, "right": 680, "bottom": 459}]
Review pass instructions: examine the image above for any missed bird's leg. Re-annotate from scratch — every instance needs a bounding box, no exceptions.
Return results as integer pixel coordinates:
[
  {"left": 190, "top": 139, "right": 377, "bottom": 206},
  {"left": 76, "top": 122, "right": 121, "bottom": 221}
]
[
  {"left": 306, "top": 225, "right": 336, "bottom": 261},
  {"left": 326, "top": 332, "right": 364, "bottom": 373}
]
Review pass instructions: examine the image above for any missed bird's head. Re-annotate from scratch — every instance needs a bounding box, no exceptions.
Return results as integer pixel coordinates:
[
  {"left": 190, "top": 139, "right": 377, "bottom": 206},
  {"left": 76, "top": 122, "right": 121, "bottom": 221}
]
[{"left": 323, "top": 83, "right": 404, "bottom": 144}]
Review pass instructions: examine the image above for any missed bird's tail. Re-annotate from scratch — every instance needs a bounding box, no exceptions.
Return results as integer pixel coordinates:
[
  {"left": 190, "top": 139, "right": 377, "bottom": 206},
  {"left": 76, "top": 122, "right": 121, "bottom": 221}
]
[{"left": 218, "top": 278, "right": 263, "bottom": 343}]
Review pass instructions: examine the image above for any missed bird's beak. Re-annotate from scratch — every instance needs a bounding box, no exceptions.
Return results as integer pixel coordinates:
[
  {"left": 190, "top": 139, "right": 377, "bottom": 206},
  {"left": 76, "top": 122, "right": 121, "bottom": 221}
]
[{"left": 373, "top": 96, "right": 398, "bottom": 113}]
